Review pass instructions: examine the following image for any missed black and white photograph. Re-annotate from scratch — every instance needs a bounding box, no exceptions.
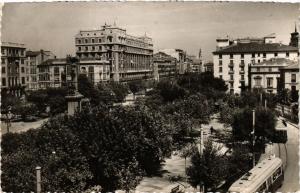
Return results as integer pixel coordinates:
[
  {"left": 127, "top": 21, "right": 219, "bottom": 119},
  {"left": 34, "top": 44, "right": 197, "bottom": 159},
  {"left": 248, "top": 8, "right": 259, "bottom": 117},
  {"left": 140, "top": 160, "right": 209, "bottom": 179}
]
[{"left": 0, "top": 2, "right": 299, "bottom": 193}]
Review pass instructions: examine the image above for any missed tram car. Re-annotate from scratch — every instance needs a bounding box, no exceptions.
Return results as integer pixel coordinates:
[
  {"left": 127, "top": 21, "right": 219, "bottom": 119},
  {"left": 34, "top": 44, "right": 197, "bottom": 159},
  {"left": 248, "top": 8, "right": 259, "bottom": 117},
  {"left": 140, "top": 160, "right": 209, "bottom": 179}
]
[{"left": 228, "top": 156, "right": 284, "bottom": 193}]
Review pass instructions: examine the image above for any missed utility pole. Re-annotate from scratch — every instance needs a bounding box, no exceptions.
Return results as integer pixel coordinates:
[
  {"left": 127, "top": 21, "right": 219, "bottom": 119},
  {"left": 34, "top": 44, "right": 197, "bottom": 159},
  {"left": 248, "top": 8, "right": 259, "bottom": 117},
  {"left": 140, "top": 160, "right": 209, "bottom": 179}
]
[
  {"left": 36, "top": 166, "right": 41, "bottom": 193},
  {"left": 252, "top": 110, "right": 255, "bottom": 167},
  {"left": 198, "top": 127, "right": 204, "bottom": 193}
]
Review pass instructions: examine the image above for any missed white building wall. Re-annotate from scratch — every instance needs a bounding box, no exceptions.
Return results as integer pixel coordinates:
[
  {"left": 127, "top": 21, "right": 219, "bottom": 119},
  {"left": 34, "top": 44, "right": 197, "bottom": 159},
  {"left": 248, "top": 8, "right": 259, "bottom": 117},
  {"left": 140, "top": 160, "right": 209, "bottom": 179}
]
[{"left": 213, "top": 51, "right": 299, "bottom": 93}]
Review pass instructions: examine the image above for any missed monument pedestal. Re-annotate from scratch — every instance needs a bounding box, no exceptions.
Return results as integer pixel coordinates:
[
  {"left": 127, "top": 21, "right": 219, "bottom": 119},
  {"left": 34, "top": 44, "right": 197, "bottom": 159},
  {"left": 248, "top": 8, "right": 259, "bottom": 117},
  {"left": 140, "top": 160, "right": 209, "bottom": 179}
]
[{"left": 65, "top": 91, "right": 84, "bottom": 116}]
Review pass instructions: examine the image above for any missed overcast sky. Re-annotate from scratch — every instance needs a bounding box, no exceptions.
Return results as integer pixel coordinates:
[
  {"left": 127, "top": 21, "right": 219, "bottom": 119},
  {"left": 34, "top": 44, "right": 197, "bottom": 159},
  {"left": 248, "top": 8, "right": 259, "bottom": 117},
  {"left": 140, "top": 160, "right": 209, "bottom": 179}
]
[{"left": 2, "top": 2, "right": 299, "bottom": 61}]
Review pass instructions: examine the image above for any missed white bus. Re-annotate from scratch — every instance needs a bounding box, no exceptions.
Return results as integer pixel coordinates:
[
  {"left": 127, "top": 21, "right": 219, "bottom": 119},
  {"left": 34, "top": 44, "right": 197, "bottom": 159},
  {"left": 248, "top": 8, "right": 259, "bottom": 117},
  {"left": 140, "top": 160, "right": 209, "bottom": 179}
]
[{"left": 228, "top": 156, "right": 284, "bottom": 193}]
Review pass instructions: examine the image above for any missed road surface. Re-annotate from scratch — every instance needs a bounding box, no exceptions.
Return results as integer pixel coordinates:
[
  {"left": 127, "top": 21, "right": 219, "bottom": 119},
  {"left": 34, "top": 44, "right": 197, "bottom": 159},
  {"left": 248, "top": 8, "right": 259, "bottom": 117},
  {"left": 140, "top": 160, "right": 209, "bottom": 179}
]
[
  {"left": 277, "top": 119, "right": 299, "bottom": 192},
  {"left": 1, "top": 118, "right": 48, "bottom": 135}
]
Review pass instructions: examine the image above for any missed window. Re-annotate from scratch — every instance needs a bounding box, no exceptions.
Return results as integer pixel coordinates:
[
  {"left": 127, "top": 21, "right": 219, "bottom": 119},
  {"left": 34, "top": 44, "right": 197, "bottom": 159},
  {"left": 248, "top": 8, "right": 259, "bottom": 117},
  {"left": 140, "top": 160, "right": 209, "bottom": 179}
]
[
  {"left": 21, "top": 67, "right": 25, "bottom": 73},
  {"left": 2, "top": 78, "right": 6, "bottom": 86},
  {"left": 85, "top": 39, "right": 88, "bottom": 43},
  {"left": 263, "top": 53, "right": 266, "bottom": 58},
  {"left": 258, "top": 53, "right": 260, "bottom": 57},
  {"left": 219, "top": 54, "right": 222, "bottom": 59},
  {"left": 21, "top": 77, "right": 25, "bottom": 84},
  {"left": 219, "top": 67, "right": 222, "bottom": 72},
  {"left": 21, "top": 50, "right": 24, "bottom": 55},
  {"left": 85, "top": 46, "right": 88, "bottom": 51},
  {"left": 230, "top": 54, "right": 233, "bottom": 59},
  {"left": 241, "top": 54, "right": 244, "bottom": 58},
  {"left": 241, "top": 74, "right": 244, "bottom": 80},
  {"left": 241, "top": 60, "right": 245, "bottom": 65},
  {"left": 273, "top": 167, "right": 282, "bottom": 181},
  {"left": 229, "top": 67, "right": 234, "bottom": 72},
  {"left": 92, "top": 46, "right": 95, "bottom": 51},
  {"left": 54, "top": 67, "right": 59, "bottom": 75},
  {"left": 258, "top": 59, "right": 260, "bottom": 63},
  {"left": 78, "top": 47, "right": 81, "bottom": 51},
  {"left": 252, "top": 53, "right": 255, "bottom": 58},
  {"left": 267, "top": 77, "right": 273, "bottom": 88},
  {"left": 1, "top": 58, "right": 5, "bottom": 64},
  {"left": 230, "top": 82, "right": 233, "bottom": 88},
  {"left": 286, "top": 52, "right": 290, "bottom": 57},
  {"left": 99, "top": 38, "right": 102, "bottom": 43},
  {"left": 275, "top": 53, "right": 278, "bottom": 57},
  {"left": 219, "top": 75, "right": 222, "bottom": 79},
  {"left": 2, "top": 67, "right": 5, "bottom": 74},
  {"left": 291, "top": 74, "right": 296, "bottom": 82},
  {"left": 219, "top": 60, "right": 222, "bottom": 65},
  {"left": 92, "top": 39, "right": 95, "bottom": 43},
  {"left": 268, "top": 68, "right": 272, "bottom": 72},
  {"left": 230, "top": 75, "right": 233, "bottom": 80},
  {"left": 230, "top": 60, "right": 234, "bottom": 65},
  {"left": 21, "top": 59, "right": 24, "bottom": 64},
  {"left": 254, "top": 77, "right": 262, "bottom": 86}
]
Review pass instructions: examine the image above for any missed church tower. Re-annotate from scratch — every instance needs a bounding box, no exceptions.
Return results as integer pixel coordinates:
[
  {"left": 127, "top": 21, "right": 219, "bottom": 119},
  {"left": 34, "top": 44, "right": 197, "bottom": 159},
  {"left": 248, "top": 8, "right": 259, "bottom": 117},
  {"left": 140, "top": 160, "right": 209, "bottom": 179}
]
[{"left": 289, "top": 23, "right": 299, "bottom": 48}]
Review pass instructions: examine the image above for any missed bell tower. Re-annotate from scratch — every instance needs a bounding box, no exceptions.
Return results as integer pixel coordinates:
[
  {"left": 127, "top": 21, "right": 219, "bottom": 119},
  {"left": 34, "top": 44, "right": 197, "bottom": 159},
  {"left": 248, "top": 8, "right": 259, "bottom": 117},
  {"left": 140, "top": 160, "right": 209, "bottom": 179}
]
[{"left": 289, "top": 23, "right": 299, "bottom": 48}]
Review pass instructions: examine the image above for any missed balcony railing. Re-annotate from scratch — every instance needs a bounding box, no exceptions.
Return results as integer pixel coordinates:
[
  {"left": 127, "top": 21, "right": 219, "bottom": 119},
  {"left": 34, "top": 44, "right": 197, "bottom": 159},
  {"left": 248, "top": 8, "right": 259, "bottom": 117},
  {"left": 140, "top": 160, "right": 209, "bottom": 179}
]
[{"left": 228, "top": 70, "right": 234, "bottom": 74}]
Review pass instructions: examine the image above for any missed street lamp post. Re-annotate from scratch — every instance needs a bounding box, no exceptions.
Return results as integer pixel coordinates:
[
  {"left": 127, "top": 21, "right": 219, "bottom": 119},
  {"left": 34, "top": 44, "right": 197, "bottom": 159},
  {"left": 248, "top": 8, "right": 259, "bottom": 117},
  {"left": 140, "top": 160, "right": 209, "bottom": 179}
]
[
  {"left": 36, "top": 166, "right": 41, "bottom": 193},
  {"left": 198, "top": 127, "right": 205, "bottom": 193},
  {"left": 252, "top": 109, "right": 255, "bottom": 167},
  {"left": 6, "top": 107, "right": 12, "bottom": 133}
]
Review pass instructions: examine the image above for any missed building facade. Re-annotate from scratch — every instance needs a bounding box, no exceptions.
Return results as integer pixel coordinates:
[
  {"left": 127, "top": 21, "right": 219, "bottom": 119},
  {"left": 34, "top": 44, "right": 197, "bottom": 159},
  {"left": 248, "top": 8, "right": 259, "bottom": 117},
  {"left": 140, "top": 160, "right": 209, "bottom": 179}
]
[
  {"left": 153, "top": 52, "right": 177, "bottom": 81},
  {"left": 159, "top": 48, "right": 190, "bottom": 74},
  {"left": 213, "top": 34, "right": 298, "bottom": 93},
  {"left": 279, "top": 63, "right": 299, "bottom": 92},
  {"left": 1, "top": 42, "right": 27, "bottom": 96},
  {"left": 26, "top": 50, "right": 56, "bottom": 90},
  {"left": 75, "top": 23, "right": 153, "bottom": 83},
  {"left": 249, "top": 58, "right": 297, "bottom": 93},
  {"left": 38, "top": 58, "right": 111, "bottom": 89}
]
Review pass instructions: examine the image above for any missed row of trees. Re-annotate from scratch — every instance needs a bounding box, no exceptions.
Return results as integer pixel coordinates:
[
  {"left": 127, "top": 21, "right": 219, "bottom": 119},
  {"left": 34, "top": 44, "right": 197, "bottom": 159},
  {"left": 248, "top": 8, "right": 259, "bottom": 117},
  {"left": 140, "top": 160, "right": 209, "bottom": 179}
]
[{"left": 2, "top": 105, "right": 173, "bottom": 192}]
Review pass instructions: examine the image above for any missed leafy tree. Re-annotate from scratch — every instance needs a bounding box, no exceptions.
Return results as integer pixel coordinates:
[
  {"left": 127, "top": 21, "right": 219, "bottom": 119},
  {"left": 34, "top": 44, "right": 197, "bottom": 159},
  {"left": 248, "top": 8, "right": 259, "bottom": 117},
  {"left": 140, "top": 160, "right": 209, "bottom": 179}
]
[
  {"left": 156, "top": 80, "right": 186, "bottom": 103},
  {"left": 48, "top": 95, "right": 67, "bottom": 115},
  {"left": 78, "top": 74, "right": 101, "bottom": 105},
  {"left": 128, "top": 80, "right": 145, "bottom": 99},
  {"left": 27, "top": 90, "right": 48, "bottom": 112},
  {"left": 232, "top": 107, "right": 276, "bottom": 152},
  {"left": 186, "top": 139, "right": 228, "bottom": 192},
  {"left": 1, "top": 116, "right": 92, "bottom": 192},
  {"left": 108, "top": 82, "right": 128, "bottom": 102}
]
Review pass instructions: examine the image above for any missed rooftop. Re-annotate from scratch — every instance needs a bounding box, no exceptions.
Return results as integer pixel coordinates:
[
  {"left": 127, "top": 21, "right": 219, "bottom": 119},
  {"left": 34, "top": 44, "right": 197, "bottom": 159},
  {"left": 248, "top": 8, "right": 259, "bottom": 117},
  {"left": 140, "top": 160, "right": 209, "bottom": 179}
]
[
  {"left": 1, "top": 42, "right": 26, "bottom": 48},
  {"left": 214, "top": 42, "right": 298, "bottom": 54}
]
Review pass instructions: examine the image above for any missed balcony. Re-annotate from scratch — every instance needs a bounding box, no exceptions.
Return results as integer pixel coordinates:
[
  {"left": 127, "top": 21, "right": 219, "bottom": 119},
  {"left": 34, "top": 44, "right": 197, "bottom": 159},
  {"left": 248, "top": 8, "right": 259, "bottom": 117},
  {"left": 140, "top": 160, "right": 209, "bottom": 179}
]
[
  {"left": 228, "top": 70, "right": 234, "bottom": 74},
  {"left": 239, "top": 63, "right": 245, "bottom": 67},
  {"left": 240, "top": 70, "right": 245, "bottom": 74},
  {"left": 228, "top": 63, "right": 234, "bottom": 67},
  {"left": 239, "top": 79, "right": 245, "bottom": 82}
]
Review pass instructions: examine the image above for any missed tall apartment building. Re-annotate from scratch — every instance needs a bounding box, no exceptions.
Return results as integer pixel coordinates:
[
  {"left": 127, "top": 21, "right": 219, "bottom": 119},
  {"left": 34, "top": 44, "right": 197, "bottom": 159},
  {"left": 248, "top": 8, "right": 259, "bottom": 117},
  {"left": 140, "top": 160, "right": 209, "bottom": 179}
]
[
  {"left": 159, "top": 48, "right": 190, "bottom": 74},
  {"left": 1, "top": 42, "right": 27, "bottom": 96},
  {"left": 75, "top": 23, "right": 153, "bottom": 83},
  {"left": 26, "top": 50, "right": 56, "bottom": 90},
  {"left": 153, "top": 52, "right": 177, "bottom": 81},
  {"left": 213, "top": 34, "right": 298, "bottom": 93}
]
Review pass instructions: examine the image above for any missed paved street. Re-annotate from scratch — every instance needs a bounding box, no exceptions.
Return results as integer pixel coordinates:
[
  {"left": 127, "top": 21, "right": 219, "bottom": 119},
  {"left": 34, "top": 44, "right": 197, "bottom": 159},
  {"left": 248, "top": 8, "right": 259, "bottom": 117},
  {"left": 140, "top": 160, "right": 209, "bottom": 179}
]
[
  {"left": 1, "top": 118, "right": 48, "bottom": 135},
  {"left": 278, "top": 119, "right": 300, "bottom": 192}
]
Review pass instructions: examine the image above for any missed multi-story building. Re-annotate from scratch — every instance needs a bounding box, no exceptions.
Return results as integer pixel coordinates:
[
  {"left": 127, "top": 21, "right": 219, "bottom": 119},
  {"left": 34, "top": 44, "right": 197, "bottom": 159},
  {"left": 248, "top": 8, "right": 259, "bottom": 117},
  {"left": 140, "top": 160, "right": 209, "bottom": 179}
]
[
  {"left": 26, "top": 50, "right": 56, "bottom": 90},
  {"left": 38, "top": 57, "right": 110, "bottom": 89},
  {"left": 279, "top": 62, "right": 299, "bottom": 93},
  {"left": 1, "top": 42, "right": 27, "bottom": 96},
  {"left": 159, "top": 48, "right": 190, "bottom": 74},
  {"left": 204, "top": 62, "right": 214, "bottom": 73},
  {"left": 249, "top": 58, "right": 297, "bottom": 93},
  {"left": 75, "top": 23, "right": 153, "bottom": 83},
  {"left": 153, "top": 52, "right": 177, "bottom": 81},
  {"left": 213, "top": 33, "right": 298, "bottom": 93}
]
